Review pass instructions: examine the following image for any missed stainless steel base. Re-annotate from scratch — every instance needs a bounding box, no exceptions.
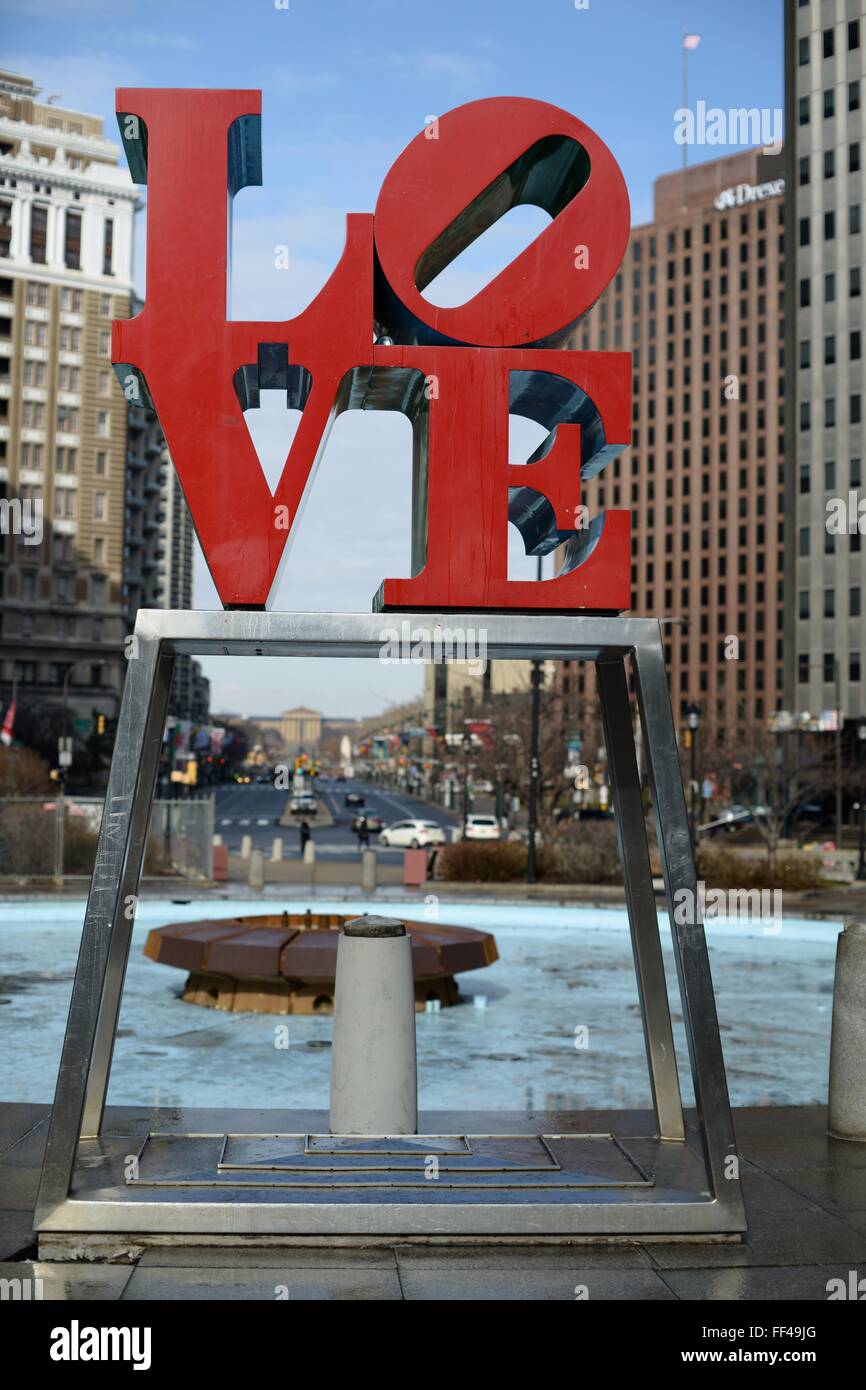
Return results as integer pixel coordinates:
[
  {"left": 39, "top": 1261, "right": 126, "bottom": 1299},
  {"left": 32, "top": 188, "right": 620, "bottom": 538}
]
[{"left": 34, "top": 610, "right": 746, "bottom": 1238}]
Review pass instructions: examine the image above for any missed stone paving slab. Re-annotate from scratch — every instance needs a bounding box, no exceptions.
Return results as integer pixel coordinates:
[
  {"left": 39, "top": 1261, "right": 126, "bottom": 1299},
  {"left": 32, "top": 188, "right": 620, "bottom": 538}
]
[
  {"left": 660, "top": 1264, "right": 860, "bottom": 1301},
  {"left": 121, "top": 1264, "right": 402, "bottom": 1300},
  {"left": 395, "top": 1266, "right": 677, "bottom": 1300},
  {"left": 0, "top": 1260, "right": 133, "bottom": 1299},
  {"left": 2, "top": 1103, "right": 865, "bottom": 1299},
  {"left": 0, "top": 1209, "right": 34, "bottom": 1260},
  {"left": 391, "top": 1242, "right": 655, "bottom": 1269}
]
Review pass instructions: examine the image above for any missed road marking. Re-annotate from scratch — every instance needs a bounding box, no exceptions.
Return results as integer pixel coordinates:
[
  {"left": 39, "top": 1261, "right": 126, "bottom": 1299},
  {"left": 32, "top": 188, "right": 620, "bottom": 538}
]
[
  {"left": 256, "top": 818, "right": 269, "bottom": 825},
  {"left": 220, "top": 818, "right": 232, "bottom": 825},
  {"left": 239, "top": 818, "right": 250, "bottom": 825}
]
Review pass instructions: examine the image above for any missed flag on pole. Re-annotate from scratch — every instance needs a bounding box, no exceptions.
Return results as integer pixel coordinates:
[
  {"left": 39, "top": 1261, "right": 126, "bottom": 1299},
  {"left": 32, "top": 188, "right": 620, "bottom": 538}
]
[
  {"left": 683, "top": 34, "right": 701, "bottom": 50},
  {"left": 0, "top": 699, "right": 16, "bottom": 746}
]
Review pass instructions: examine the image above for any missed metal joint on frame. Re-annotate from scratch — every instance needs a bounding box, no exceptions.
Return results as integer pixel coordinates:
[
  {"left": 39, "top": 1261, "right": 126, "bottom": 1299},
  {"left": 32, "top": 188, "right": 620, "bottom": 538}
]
[{"left": 34, "top": 610, "right": 745, "bottom": 1238}]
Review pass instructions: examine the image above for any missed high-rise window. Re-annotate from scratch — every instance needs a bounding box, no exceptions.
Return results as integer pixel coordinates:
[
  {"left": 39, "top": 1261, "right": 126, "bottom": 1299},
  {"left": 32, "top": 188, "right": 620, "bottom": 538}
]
[
  {"left": 29, "top": 204, "right": 48, "bottom": 263},
  {"left": 0, "top": 200, "right": 11, "bottom": 258},
  {"left": 64, "top": 210, "right": 81, "bottom": 270},
  {"left": 102, "top": 218, "right": 114, "bottom": 276},
  {"left": 823, "top": 28, "right": 834, "bottom": 59}
]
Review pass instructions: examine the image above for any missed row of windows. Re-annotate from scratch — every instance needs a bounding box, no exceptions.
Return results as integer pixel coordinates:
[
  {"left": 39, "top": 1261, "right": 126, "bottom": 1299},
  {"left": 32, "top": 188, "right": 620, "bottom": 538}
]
[
  {"left": 799, "top": 395, "right": 863, "bottom": 430},
  {"left": 799, "top": 526, "right": 864, "bottom": 556},
  {"left": 15, "top": 484, "right": 111, "bottom": 522},
  {"left": 20, "top": 320, "right": 112, "bottom": 353},
  {"left": 799, "top": 331, "right": 862, "bottom": 366},
  {"left": 798, "top": 589, "right": 862, "bottom": 619},
  {"left": 631, "top": 203, "right": 784, "bottom": 262},
  {"left": 797, "top": 20, "right": 861, "bottom": 63},
  {"left": 798, "top": 456, "right": 863, "bottom": 490},
  {"left": 798, "top": 654, "right": 862, "bottom": 685},
  {"left": 6, "top": 661, "right": 106, "bottom": 685},
  {"left": 799, "top": 143, "right": 862, "bottom": 182},
  {"left": 20, "top": 282, "right": 114, "bottom": 315},
  {"left": 799, "top": 79, "right": 862, "bottom": 121},
  {"left": 798, "top": 267, "right": 862, "bottom": 304},
  {"left": 18, "top": 401, "right": 113, "bottom": 433},
  {"left": 799, "top": 205, "right": 862, "bottom": 241},
  {"left": 0, "top": 203, "right": 115, "bottom": 274},
  {"left": 19, "top": 444, "right": 111, "bottom": 474}
]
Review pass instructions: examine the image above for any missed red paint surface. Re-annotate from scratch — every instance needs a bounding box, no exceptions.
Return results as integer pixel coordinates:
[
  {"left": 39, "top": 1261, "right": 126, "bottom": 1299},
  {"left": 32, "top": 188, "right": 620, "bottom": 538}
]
[{"left": 114, "top": 90, "right": 631, "bottom": 612}]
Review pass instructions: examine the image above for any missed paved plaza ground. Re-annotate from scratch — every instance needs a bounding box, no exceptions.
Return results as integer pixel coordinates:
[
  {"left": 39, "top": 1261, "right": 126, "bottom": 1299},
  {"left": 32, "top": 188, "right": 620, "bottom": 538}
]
[{"left": 1, "top": 1103, "right": 865, "bottom": 1299}]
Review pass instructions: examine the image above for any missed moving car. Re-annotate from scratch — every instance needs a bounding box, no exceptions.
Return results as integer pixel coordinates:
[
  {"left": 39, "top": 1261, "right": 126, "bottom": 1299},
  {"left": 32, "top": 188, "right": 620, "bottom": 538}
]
[
  {"left": 351, "top": 812, "right": 383, "bottom": 833},
  {"left": 289, "top": 794, "right": 318, "bottom": 815},
  {"left": 379, "top": 819, "right": 446, "bottom": 848},
  {"left": 463, "top": 814, "right": 501, "bottom": 841},
  {"left": 344, "top": 791, "right": 365, "bottom": 806}
]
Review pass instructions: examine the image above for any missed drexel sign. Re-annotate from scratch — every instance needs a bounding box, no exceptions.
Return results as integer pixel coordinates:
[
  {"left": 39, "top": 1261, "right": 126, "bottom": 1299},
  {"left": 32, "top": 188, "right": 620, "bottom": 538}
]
[{"left": 113, "top": 91, "right": 632, "bottom": 612}]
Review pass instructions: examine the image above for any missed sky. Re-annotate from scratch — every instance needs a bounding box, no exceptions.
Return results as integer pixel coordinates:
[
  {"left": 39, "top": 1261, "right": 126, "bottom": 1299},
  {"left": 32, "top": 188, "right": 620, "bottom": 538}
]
[{"left": 1, "top": 0, "right": 784, "bottom": 720}]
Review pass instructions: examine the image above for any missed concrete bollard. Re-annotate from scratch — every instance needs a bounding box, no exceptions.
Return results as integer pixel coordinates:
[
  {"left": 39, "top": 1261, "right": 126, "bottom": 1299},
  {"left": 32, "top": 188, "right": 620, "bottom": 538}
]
[
  {"left": 360, "top": 847, "right": 377, "bottom": 891},
  {"left": 248, "top": 848, "right": 265, "bottom": 891},
  {"left": 329, "top": 915, "right": 417, "bottom": 1136},
  {"left": 212, "top": 833, "right": 223, "bottom": 846},
  {"left": 303, "top": 840, "right": 315, "bottom": 866},
  {"left": 240, "top": 834, "right": 252, "bottom": 860},
  {"left": 271, "top": 836, "right": 283, "bottom": 862},
  {"left": 828, "top": 918, "right": 866, "bottom": 1140}
]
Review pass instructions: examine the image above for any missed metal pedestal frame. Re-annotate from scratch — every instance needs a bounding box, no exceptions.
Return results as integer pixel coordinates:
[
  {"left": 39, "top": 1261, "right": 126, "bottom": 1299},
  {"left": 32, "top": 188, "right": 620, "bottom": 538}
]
[{"left": 34, "top": 610, "right": 746, "bottom": 1237}]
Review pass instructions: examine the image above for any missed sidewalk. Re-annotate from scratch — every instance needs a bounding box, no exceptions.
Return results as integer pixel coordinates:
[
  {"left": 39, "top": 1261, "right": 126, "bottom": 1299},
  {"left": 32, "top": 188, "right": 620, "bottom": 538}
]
[{"left": 1, "top": 1103, "right": 864, "bottom": 1299}]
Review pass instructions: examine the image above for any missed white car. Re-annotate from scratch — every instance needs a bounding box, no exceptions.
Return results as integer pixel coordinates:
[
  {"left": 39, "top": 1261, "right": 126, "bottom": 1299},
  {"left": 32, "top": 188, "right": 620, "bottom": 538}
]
[
  {"left": 379, "top": 819, "right": 446, "bottom": 848},
  {"left": 464, "top": 814, "right": 502, "bottom": 841}
]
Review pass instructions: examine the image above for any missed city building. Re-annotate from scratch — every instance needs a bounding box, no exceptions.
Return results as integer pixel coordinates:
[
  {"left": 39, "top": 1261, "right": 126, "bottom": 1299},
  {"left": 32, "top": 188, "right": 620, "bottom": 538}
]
[
  {"left": 123, "top": 298, "right": 205, "bottom": 722},
  {"left": 0, "top": 69, "right": 136, "bottom": 732},
  {"left": 568, "top": 144, "right": 787, "bottom": 744},
  {"left": 784, "top": 0, "right": 864, "bottom": 718},
  {"left": 423, "top": 660, "right": 541, "bottom": 738},
  {"left": 248, "top": 707, "right": 323, "bottom": 754}
]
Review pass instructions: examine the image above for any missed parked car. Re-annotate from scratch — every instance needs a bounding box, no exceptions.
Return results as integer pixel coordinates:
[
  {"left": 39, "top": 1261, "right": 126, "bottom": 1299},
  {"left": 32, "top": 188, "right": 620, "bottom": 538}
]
[
  {"left": 379, "top": 819, "right": 446, "bottom": 848},
  {"left": 290, "top": 794, "right": 318, "bottom": 815},
  {"left": 351, "top": 812, "right": 383, "bottom": 833},
  {"left": 463, "top": 814, "right": 501, "bottom": 841},
  {"left": 345, "top": 791, "right": 365, "bottom": 806}
]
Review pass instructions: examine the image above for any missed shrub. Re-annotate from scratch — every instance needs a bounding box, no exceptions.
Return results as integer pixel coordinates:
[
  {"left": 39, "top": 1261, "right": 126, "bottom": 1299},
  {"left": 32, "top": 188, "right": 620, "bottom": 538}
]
[
  {"left": 438, "top": 840, "right": 530, "bottom": 882},
  {"left": 544, "top": 820, "right": 621, "bottom": 884},
  {"left": 0, "top": 746, "right": 51, "bottom": 796},
  {"left": 696, "top": 845, "right": 828, "bottom": 892},
  {"left": 0, "top": 802, "right": 170, "bottom": 877}
]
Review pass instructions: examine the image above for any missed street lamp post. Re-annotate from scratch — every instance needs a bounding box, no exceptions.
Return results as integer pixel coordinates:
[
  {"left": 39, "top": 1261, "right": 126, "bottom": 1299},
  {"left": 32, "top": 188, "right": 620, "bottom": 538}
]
[
  {"left": 461, "top": 732, "right": 472, "bottom": 839},
  {"left": 857, "top": 721, "right": 866, "bottom": 881},
  {"left": 686, "top": 702, "right": 701, "bottom": 848},
  {"left": 527, "top": 659, "right": 542, "bottom": 883}
]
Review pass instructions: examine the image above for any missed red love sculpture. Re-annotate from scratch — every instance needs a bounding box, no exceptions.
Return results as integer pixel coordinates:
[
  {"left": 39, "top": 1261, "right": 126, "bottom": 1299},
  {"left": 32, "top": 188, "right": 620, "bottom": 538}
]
[{"left": 113, "top": 90, "right": 631, "bottom": 612}]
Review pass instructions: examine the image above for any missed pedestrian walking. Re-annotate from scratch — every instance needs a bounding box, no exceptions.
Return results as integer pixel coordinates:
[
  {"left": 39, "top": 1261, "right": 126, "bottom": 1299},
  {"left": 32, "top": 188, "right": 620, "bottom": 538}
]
[
  {"left": 299, "top": 819, "right": 311, "bottom": 855},
  {"left": 357, "top": 815, "right": 370, "bottom": 850}
]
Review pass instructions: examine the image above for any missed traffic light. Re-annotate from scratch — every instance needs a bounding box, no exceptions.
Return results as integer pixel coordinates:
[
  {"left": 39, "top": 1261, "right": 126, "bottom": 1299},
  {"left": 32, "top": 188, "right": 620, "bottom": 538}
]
[
  {"left": 682, "top": 728, "right": 692, "bottom": 750},
  {"left": 97, "top": 714, "right": 106, "bottom": 736}
]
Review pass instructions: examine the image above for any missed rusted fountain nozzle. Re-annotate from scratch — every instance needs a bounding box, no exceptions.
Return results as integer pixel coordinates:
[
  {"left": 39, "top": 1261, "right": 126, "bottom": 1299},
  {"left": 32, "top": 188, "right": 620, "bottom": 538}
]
[{"left": 329, "top": 915, "right": 418, "bottom": 1136}]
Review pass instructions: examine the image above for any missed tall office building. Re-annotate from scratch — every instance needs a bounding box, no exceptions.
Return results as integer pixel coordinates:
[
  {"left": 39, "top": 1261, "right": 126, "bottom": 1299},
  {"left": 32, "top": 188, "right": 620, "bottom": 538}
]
[
  {"left": 123, "top": 303, "right": 206, "bottom": 723},
  {"left": 564, "top": 145, "right": 786, "bottom": 744},
  {"left": 784, "top": 0, "right": 865, "bottom": 719},
  {"left": 0, "top": 70, "right": 135, "bottom": 728}
]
